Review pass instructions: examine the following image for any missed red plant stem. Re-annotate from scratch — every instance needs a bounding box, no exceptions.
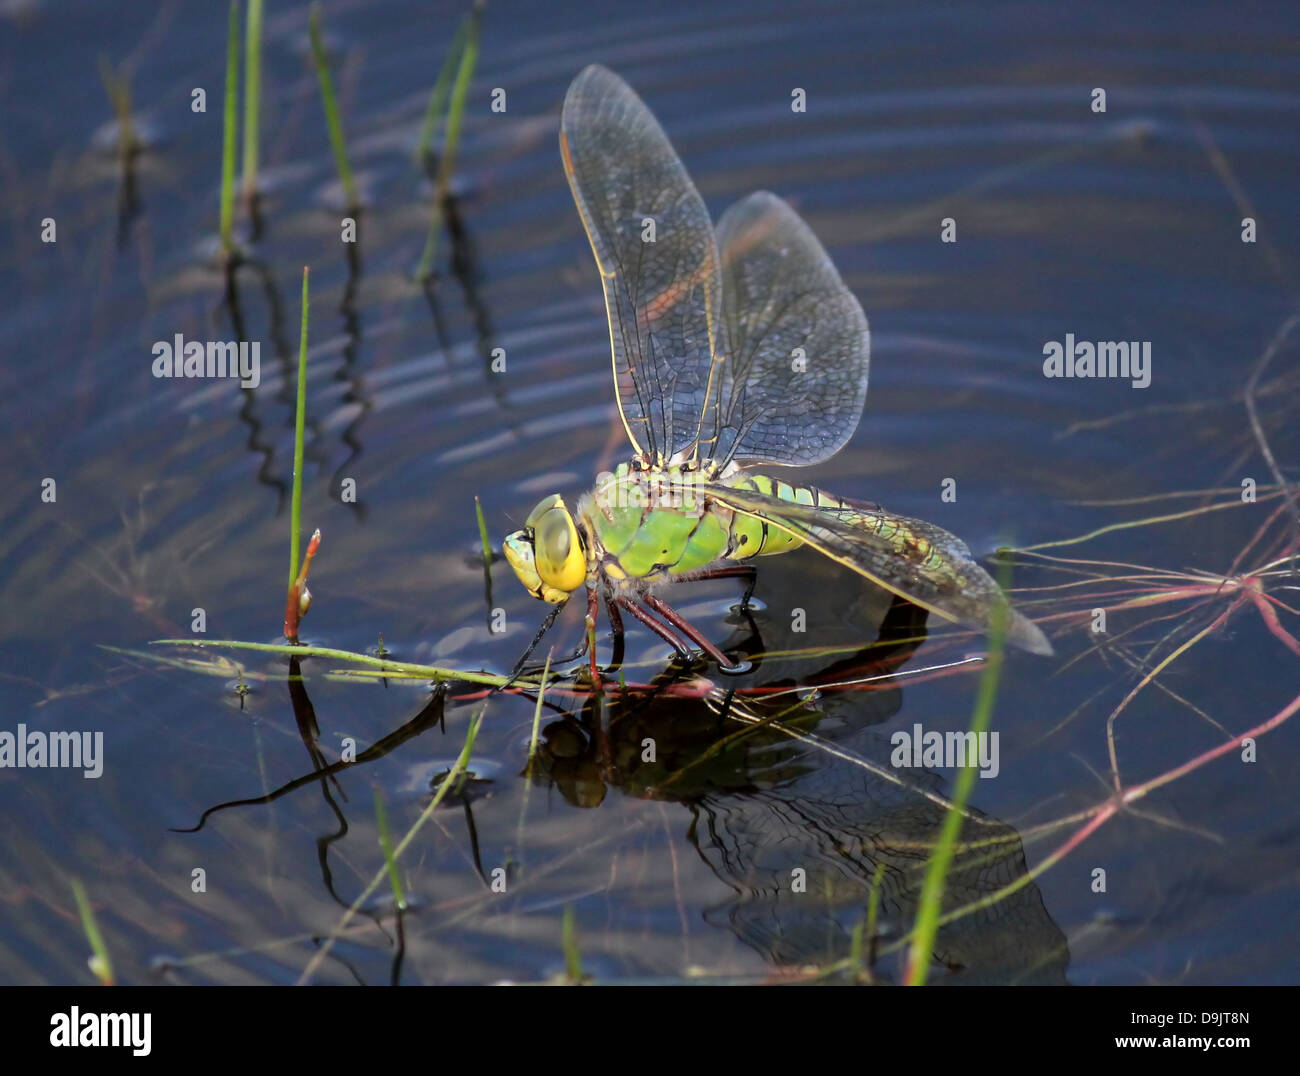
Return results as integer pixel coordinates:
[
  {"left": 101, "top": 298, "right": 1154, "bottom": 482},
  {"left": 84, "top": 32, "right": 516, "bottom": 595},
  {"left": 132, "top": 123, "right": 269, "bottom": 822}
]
[
  {"left": 1129, "top": 685, "right": 1300, "bottom": 802},
  {"left": 1228, "top": 497, "right": 1291, "bottom": 577},
  {"left": 284, "top": 529, "right": 321, "bottom": 643},
  {"left": 1251, "top": 590, "right": 1300, "bottom": 657}
]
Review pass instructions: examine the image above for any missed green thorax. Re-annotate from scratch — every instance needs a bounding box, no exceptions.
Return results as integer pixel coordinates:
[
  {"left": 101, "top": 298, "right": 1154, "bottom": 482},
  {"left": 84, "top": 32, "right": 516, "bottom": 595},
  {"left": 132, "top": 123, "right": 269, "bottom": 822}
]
[{"left": 576, "top": 461, "right": 848, "bottom": 582}]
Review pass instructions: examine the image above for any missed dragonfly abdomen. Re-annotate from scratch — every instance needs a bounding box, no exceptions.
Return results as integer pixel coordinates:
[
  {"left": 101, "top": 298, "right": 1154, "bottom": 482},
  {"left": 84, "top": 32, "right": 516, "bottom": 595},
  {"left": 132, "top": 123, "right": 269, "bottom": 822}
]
[{"left": 721, "top": 473, "right": 849, "bottom": 560}]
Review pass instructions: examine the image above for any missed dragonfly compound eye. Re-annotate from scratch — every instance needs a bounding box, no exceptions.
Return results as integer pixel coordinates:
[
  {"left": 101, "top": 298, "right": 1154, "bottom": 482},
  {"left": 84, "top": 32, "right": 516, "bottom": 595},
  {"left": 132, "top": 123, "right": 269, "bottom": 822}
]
[
  {"left": 504, "top": 496, "right": 586, "bottom": 602},
  {"left": 532, "top": 499, "right": 586, "bottom": 593}
]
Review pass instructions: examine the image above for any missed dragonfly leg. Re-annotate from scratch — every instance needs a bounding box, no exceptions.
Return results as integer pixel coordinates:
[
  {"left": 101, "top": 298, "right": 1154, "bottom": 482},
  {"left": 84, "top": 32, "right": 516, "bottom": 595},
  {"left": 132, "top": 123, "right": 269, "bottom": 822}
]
[
  {"left": 603, "top": 591, "right": 626, "bottom": 670},
  {"left": 585, "top": 586, "right": 602, "bottom": 688},
  {"left": 737, "top": 568, "right": 757, "bottom": 610},
  {"left": 641, "top": 592, "right": 741, "bottom": 670},
  {"left": 500, "top": 600, "right": 568, "bottom": 693},
  {"left": 679, "top": 564, "right": 759, "bottom": 611},
  {"left": 617, "top": 596, "right": 696, "bottom": 661}
]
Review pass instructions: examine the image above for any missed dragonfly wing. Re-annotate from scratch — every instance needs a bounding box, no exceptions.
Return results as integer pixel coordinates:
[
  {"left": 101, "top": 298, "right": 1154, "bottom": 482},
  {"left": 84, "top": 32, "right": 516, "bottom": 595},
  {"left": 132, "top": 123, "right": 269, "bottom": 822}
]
[
  {"left": 700, "top": 482, "right": 1052, "bottom": 655},
  {"left": 710, "top": 192, "right": 869, "bottom": 468},
  {"left": 560, "top": 65, "right": 724, "bottom": 461}
]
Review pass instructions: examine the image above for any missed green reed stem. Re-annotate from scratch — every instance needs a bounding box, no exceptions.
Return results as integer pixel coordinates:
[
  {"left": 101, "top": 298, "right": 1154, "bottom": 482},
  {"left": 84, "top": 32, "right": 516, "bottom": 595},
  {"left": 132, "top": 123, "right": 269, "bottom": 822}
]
[
  {"left": 96, "top": 58, "right": 137, "bottom": 161},
  {"left": 289, "top": 267, "right": 309, "bottom": 588},
  {"left": 149, "top": 637, "right": 523, "bottom": 689},
  {"left": 71, "top": 877, "right": 114, "bottom": 986},
  {"left": 865, "top": 861, "right": 885, "bottom": 958},
  {"left": 415, "top": 10, "right": 471, "bottom": 164},
  {"left": 474, "top": 495, "right": 492, "bottom": 564},
  {"left": 414, "top": 4, "right": 479, "bottom": 281},
  {"left": 308, "top": 2, "right": 359, "bottom": 212},
  {"left": 527, "top": 651, "right": 551, "bottom": 767},
  {"left": 219, "top": 0, "right": 240, "bottom": 259},
  {"left": 297, "top": 709, "right": 484, "bottom": 984},
  {"left": 562, "top": 904, "right": 583, "bottom": 985},
  {"left": 848, "top": 919, "right": 866, "bottom": 983},
  {"left": 374, "top": 788, "right": 407, "bottom": 910},
  {"left": 904, "top": 581, "right": 1009, "bottom": 986},
  {"left": 240, "top": 0, "right": 263, "bottom": 199}
]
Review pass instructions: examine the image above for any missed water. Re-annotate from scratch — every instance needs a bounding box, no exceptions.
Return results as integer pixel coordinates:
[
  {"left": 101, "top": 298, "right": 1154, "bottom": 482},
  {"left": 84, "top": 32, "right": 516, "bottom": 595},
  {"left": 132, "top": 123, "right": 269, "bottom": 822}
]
[{"left": 0, "top": 0, "right": 1297, "bottom": 984}]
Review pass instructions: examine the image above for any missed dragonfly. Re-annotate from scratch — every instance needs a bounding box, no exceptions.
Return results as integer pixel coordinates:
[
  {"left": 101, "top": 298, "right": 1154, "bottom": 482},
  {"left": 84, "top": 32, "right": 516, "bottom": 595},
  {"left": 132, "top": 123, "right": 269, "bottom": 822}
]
[{"left": 503, "top": 65, "right": 1052, "bottom": 673}]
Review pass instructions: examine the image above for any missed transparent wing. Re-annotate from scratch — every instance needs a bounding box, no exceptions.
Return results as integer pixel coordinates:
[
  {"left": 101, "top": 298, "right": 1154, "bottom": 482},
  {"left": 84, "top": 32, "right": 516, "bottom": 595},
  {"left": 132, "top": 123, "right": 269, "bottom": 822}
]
[
  {"left": 700, "top": 481, "right": 1052, "bottom": 655},
  {"left": 560, "top": 65, "right": 724, "bottom": 461},
  {"left": 707, "top": 192, "right": 870, "bottom": 468}
]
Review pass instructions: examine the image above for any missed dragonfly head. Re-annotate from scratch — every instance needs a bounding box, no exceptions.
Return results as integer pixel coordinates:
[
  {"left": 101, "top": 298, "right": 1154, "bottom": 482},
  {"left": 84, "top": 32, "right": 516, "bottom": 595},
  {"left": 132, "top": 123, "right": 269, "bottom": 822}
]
[{"left": 503, "top": 494, "right": 587, "bottom": 603}]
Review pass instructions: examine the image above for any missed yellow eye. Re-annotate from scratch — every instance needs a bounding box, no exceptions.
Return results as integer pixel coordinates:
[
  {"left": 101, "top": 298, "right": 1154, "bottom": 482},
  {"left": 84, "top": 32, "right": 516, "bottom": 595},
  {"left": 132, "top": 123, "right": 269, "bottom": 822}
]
[
  {"left": 533, "top": 499, "right": 586, "bottom": 593},
  {"left": 504, "top": 496, "right": 587, "bottom": 603},
  {"left": 524, "top": 494, "right": 564, "bottom": 529}
]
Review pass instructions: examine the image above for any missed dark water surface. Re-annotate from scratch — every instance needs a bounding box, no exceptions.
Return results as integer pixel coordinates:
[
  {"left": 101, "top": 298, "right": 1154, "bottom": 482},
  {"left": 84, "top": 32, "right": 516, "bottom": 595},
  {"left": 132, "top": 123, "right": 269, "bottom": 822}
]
[{"left": 1, "top": 0, "right": 1298, "bottom": 984}]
